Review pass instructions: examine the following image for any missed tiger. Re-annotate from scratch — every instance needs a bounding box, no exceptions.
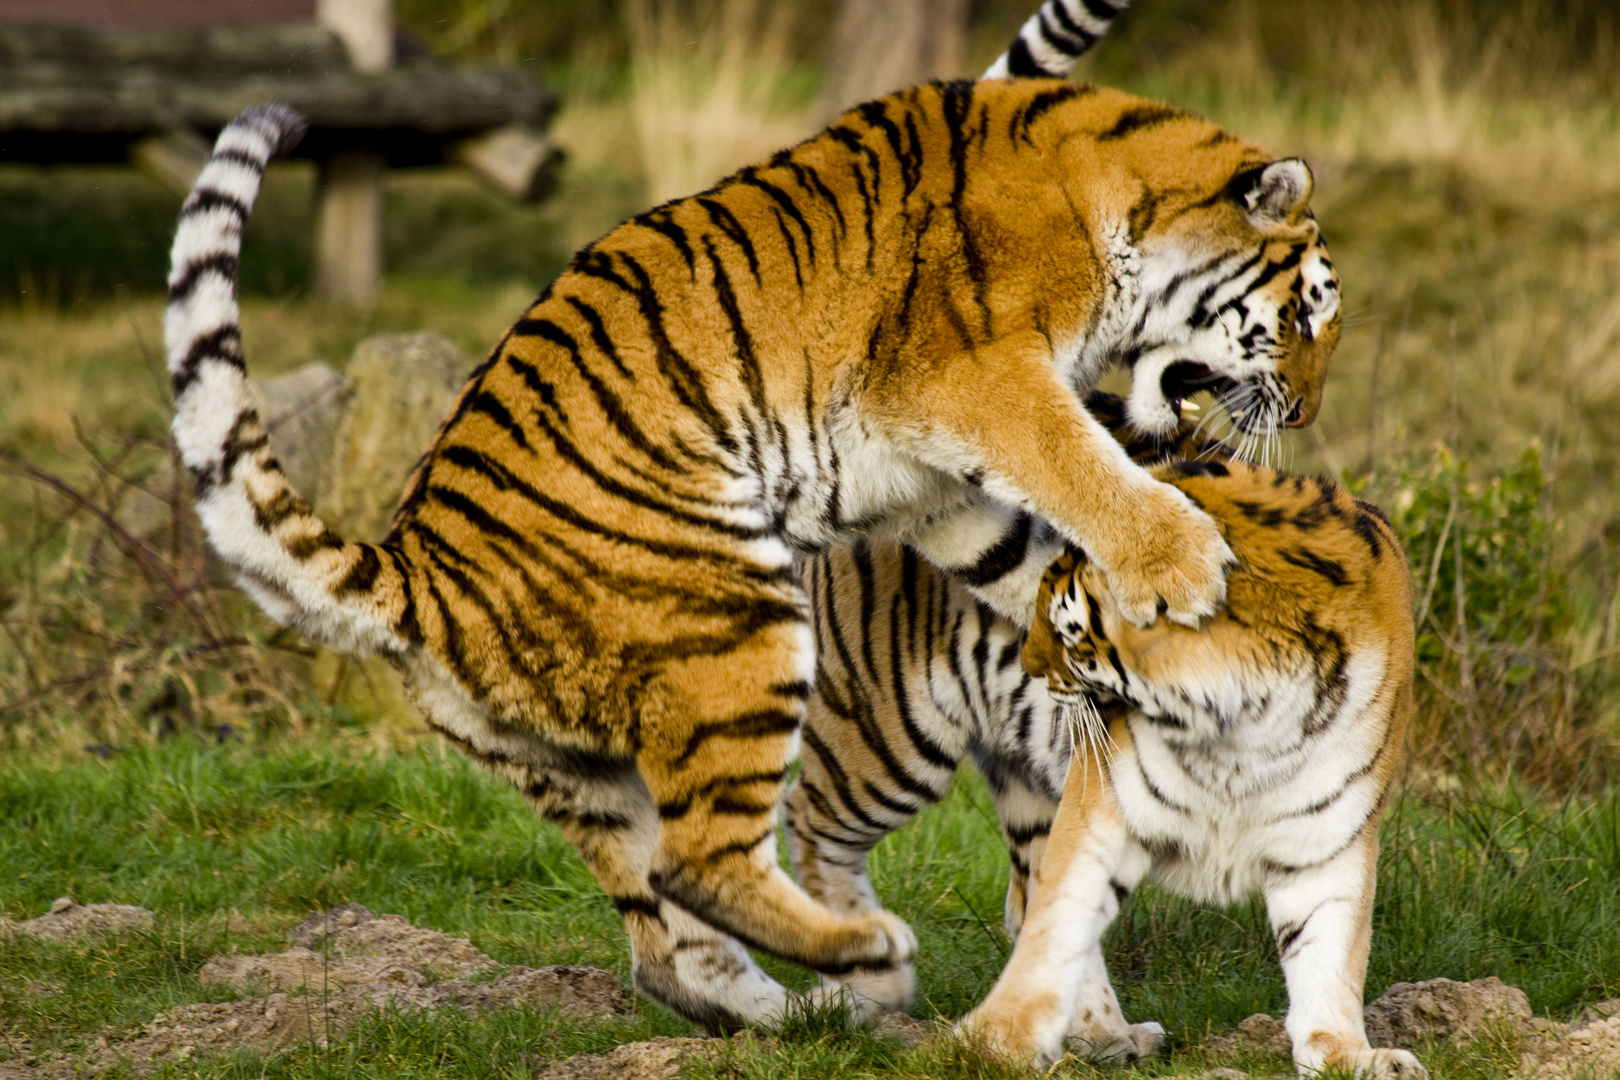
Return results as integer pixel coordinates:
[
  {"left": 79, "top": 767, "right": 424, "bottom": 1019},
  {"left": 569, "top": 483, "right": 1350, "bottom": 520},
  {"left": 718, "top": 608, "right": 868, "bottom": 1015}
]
[
  {"left": 788, "top": 410, "right": 1425, "bottom": 1077},
  {"left": 160, "top": 0, "right": 1340, "bottom": 1034}
]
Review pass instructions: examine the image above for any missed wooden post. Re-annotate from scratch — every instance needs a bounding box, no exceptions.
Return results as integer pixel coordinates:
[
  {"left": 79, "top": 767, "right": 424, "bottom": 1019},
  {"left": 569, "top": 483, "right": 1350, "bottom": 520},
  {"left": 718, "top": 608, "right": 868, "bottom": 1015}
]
[
  {"left": 315, "top": 150, "right": 385, "bottom": 306},
  {"left": 315, "top": 0, "right": 391, "bottom": 303}
]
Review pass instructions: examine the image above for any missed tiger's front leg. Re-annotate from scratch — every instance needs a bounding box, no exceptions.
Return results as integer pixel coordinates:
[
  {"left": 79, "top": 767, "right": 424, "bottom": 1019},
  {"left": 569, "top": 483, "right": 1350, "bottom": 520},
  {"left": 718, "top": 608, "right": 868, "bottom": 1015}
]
[
  {"left": 868, "top": 330, "right": 1233, "bottom": 629},
  {"left": 958, "top": 723, "right": 1157, "bottom": 1065},
  {"left": 1265, "top": 824, "right": 1427, "bottom": 1078}
]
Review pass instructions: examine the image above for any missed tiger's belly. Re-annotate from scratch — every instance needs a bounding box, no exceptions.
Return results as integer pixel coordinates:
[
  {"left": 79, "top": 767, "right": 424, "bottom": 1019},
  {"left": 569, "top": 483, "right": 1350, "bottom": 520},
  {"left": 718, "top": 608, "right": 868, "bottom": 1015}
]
[{"left": 1109, "top": 662, "right": 1390, "bottom": 906}]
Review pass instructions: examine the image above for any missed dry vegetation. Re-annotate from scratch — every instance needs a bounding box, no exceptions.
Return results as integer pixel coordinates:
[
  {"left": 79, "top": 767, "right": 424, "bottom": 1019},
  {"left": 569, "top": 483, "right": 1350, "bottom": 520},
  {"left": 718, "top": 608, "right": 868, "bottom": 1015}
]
[{"left": 2, "top": 0, "right": 1618, "bottom": 787}]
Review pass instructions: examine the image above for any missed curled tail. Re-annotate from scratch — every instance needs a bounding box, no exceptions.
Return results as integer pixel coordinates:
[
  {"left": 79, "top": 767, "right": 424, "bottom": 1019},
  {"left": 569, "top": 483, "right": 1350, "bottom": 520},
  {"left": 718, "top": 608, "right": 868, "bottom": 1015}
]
[
  {"left": 983, "top": 0, "right": 1131, "bottom": 79},
  {"left": 165, "top": 105, "right": 415, "bottom": 657}
]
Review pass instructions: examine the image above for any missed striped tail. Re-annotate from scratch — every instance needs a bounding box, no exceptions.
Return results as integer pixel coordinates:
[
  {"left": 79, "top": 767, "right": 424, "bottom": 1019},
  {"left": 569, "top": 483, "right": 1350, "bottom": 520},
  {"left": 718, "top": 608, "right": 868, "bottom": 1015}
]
[
  {"left": 165, "top": 105, "right": 414, "bottom": 657},
  {"left": 983, "top": 0, "right": 1132, "bottom": 79}
]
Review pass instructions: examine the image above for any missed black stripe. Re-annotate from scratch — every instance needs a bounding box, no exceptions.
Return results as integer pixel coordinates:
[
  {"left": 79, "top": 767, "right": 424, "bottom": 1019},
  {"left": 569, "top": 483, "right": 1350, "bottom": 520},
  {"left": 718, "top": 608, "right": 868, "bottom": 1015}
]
[
  {"left": 857, "top": 101, "right": 918, "bottom": 197},
  {"left": 168, "top": 252, "right": 238, "bottom": 302},
  {"left": 612, "top": 896, "right": 662, "bottom": 919},
  {"left": 667, "top": 709, "right": 800, "bottom": 767},
  {"left": 182, "top": 187, "right": 250, "bottom": 218},
  {"left": 956, "top": 512, "right": 1033, "bottom": 587},
  {"left": 210, "top": 147, "right": 267, "bottom": 171},
  {"left": 1280, "top": 547, "right": 1350, "bottom": 587},
  {"left": 798, "top": 726, "right": 895, "bottom": 834},
  {"left": 563, "top": 296, "right": 635, "bottom": 381},
  {"left": 171, "top": 325, "right": 244, "bottom": 396},
  {"left": 634, "top": 206, "right": 697, "bottom": 277},
  {"left": 1018, "top": 86, "right": 1081, "bottom": 145},
  {"left": 1037, "top": 8, "right": 1090, "bottom": 54},
  {"left": 381, "top": 543, "right": 422, "bottom": 643},
  {"left": 618, "top": 253, "right": 738, "bottom": 453},
  {"left": 333, "top": 545, "right": 381, "bottom": 597},
  {"left": 1005, "top": 36, "right": 1050, "bottom": 78},
  {"left": 509, "top": 317, "right": 692, "bottom": 474},
  {"left": 737, "top": 168, "right": 817, "bottom": 268},
  {"left": 1098, "top": 104, "right": 1185, "bottom": 141},
  {"left": 698, "top": 197, "right": 762, "bottom": 287},
  {"left": 466, "top": 390, "right": 530, "bottom": 451},
  {"left": 436, "top": 446, "right": 785, "bottom": 581}
]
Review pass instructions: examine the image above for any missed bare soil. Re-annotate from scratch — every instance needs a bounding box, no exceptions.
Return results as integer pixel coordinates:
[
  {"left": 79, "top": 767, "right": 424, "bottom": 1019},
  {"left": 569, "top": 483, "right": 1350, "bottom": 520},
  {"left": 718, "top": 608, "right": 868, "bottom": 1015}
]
[{"left": 6, "top": 900, "right": 1618, "bottom": 1079}]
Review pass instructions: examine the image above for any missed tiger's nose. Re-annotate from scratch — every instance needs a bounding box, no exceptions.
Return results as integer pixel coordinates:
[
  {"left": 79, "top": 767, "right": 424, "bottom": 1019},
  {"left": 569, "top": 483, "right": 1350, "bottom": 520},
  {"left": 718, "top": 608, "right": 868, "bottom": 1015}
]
[{"left": 1283, "top": 398, "right": 1307, "bottom": 427}]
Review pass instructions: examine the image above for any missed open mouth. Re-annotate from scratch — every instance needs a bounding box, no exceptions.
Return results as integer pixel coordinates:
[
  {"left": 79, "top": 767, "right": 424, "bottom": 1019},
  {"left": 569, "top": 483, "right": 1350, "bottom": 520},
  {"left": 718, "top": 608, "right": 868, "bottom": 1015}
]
[{"left": 1159, "top": 362, "right": 1237, "bottom": 417}]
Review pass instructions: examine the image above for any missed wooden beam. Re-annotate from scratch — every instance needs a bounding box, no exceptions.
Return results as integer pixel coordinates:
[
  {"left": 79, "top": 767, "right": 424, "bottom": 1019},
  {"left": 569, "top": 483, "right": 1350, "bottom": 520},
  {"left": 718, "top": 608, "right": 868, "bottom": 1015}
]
[
  {"left": 129, "top": 128, "right": 209, "bottom": 196},
  {"left": 453, "top": 125, "right": 563, "bottom": 204},
  {"left": 315, "top": 149, "right": 385, "bottom": 306}
]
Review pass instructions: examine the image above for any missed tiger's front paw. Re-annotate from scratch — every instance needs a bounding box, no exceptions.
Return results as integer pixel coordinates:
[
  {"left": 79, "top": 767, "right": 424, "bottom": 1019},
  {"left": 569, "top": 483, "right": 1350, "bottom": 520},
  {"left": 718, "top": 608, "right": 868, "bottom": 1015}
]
[
  {"left": 1098, "top": 476, "right": 1233, "bottom": 628},
  {"left": 829, "top": 909, "right": 917, "bottom": 972},
  {"left": 1087, "top": 1020, "right": 1166, "bottom": 1063},
  {"left": 1331, "top": 1048, "right": 1427, "bottom": 1079},
  {"left": 813, "top": 962, "right": 916, "bottom": 1024}
]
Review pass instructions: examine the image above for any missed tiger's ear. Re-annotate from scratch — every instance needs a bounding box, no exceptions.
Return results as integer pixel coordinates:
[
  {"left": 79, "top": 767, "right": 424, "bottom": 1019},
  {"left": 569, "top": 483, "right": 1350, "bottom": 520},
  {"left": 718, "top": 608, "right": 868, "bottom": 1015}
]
[{"left": 1229, "top": 158, "right": 1314, "bottom": 225}]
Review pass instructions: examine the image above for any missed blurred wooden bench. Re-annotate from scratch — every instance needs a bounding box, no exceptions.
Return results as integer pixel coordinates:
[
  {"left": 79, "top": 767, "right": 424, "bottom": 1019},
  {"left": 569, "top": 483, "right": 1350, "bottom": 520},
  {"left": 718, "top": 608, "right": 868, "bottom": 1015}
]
[{"left": 0, "top": 0, "right": 560, "bottom": 303}]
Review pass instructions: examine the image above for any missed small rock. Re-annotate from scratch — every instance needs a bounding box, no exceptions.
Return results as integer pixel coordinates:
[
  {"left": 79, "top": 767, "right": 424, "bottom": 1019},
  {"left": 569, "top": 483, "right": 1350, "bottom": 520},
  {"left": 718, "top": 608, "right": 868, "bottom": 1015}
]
[
  {"left": 533, "top": 1037, "right": 720, "bottom": 1080},
  {"left": 1198, "top": 1070, "right": 1252, "bottom": 1080},
  {"left": 10, "top": 898, "right": 154, "bottom": 941},
  {"left": 1364, "top": 976, "right": 1532, "bottom": 1046}
]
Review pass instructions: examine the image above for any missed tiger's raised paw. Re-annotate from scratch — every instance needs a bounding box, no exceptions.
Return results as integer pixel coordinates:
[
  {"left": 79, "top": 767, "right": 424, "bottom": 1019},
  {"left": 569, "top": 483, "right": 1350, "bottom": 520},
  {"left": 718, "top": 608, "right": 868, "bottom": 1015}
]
[
  {"left": 1097, "top": 475, "right": 1233, "bottom": 628},
  {"left": 1085, "top": 1020, "right": 1165, "bottom": 1064}
]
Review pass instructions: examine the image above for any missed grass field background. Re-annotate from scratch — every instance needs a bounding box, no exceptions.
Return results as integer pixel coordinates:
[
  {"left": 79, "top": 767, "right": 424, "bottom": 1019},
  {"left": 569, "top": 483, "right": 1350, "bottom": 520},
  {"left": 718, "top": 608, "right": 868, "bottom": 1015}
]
[
  {"left": 3, "top": 737, "right": 1617, "bottom": 1078},
  {"left": 2, "top": 0, "right": 1620, "bottom": 1075}
]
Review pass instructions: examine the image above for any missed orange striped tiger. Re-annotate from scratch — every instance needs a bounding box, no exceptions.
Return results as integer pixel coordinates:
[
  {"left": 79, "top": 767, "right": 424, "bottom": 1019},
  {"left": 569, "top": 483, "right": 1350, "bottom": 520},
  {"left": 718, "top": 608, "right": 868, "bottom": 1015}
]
[
  {"left": 161, "top": 2, "right": 1339, "bottom": 1031},
  {"left": 790, "top": 407, "right": 1423, "bottom": 1076}
]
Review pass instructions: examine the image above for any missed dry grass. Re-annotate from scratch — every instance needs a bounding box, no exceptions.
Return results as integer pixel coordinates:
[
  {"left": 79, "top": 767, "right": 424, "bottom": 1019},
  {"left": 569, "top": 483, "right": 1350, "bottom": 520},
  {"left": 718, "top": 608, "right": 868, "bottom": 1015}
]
[{"left": 626, "top": 0, "right": 817, "bottom": 203}]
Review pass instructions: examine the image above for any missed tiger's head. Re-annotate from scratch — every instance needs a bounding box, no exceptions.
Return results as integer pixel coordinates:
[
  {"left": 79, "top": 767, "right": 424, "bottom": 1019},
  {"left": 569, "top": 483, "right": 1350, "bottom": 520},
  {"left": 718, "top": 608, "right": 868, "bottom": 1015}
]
[
  {"left": 1118, "top": 156, "right": 1341, "bottom": 449},
  {"left": 1021, "top": 546, "right": 1129, "bottom": 706},
  {"left": 1030, "top": 86, "right": 1342, "bottom": 452}
]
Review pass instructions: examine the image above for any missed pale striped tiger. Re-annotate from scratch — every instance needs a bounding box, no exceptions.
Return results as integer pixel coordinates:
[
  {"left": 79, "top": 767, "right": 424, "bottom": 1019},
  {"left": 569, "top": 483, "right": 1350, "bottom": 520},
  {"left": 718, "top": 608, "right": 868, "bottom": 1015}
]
[
  {"left": 161, "top": 0, "right": 1338, "bottom": 1032},
  {"left": 789, "top": 402, "right": 1425, "bottom": 1077}
]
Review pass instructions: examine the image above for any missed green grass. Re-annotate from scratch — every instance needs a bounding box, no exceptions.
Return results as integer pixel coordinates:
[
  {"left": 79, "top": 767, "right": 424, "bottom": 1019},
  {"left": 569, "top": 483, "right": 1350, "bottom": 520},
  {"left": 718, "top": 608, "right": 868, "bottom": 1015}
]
[{"left": 2, "top": 737, "right": 1616, "bottom": 1078}]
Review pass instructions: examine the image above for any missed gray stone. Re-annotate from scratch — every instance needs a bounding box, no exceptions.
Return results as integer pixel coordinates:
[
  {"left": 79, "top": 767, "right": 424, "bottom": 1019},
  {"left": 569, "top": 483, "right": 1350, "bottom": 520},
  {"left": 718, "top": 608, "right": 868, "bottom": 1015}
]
[
  {"left": 320, "top": 332, "right": 469, "bottom": 538},
  {"left": 247, "top": 361, "right": 344, "bottom": 497}
]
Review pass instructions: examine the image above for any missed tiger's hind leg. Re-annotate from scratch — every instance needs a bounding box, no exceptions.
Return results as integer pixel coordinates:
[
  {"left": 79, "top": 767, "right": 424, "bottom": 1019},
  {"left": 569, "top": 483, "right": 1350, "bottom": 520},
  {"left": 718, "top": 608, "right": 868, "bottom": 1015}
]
[
  {"left": 515, "top": 754, "right": 793, "bottom": 1031},
  {"left": 785, "top": 702, "right": 960, "bottom": 1018},
  {"left": 636, "top": 614, "right": 918, "bottom": 990},
  {"left": 978, "top": 764, "right": 1057, "bottom": 941}
]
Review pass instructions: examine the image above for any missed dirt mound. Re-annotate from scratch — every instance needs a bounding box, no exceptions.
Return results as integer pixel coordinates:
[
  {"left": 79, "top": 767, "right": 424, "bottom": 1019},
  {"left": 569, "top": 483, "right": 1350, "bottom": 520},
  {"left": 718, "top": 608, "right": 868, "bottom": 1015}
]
[
  {"left": 13, "top": 906, "right": 628, "bottom": 1077},
  {"left": 1, "top": 897, "right": 154, "bottom": 941},
  {"left": 199, "top": 904, "right": 497, "bottom": 992},
  {"left": 533, "top": 1037, "right": 721, "bottom": 1080},
  {"left": 1364, "top": 976, "right": 1532, "bottom": 1047},
  {"left": 1207, "top": 1012, "right": 1290, "bottom": 1055},
  {"left": 1517, "top": 1010, "right": 1620, "bottom": 1079}
]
